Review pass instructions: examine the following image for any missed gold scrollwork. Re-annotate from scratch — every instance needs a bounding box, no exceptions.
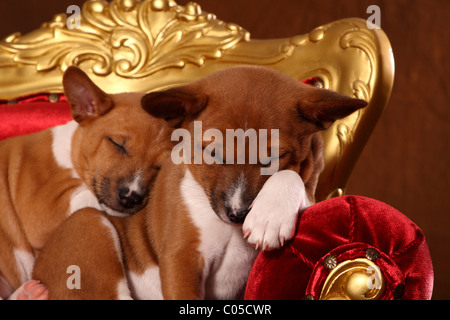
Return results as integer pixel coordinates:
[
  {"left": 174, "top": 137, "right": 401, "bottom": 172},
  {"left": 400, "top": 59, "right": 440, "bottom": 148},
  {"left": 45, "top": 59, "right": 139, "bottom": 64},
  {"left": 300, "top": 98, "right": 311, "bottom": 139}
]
[
  {"left": 0, "top": 0, "right": 250, "bottom": 77},
  {"left": 340, "top": 25, "right": 377, "bottom": 83}
]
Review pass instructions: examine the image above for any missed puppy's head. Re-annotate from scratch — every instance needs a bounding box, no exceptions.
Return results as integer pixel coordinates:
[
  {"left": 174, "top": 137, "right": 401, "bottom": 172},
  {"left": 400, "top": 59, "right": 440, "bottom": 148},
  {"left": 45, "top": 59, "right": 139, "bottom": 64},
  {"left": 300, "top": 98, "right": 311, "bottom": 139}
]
[
  {"left": 142, "top": 66, "right": 367, "bottom": 223},
  {"left": 63, "top": 66, "right": 172, "bottom": 216}
]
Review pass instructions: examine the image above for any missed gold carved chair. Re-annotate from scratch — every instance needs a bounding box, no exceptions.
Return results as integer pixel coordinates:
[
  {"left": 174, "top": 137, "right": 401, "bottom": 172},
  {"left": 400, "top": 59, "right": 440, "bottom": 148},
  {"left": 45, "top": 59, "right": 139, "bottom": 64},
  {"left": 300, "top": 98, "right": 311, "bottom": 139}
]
[{"left": 0, "top": 0, "right": 394, "bottom": 202}]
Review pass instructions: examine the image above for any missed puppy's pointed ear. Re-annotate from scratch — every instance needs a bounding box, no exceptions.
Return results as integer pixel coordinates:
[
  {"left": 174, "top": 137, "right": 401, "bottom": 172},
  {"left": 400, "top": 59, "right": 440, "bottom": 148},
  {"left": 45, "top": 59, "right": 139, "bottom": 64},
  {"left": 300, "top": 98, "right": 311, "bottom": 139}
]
[
  {"left": 141, "top": 88, "right": 208, "bottom": 127},
  {"left": 297, "top": 87, "right": 367, "bottom": 130},
  {"left": 63, "top": 66, "right": 113, "bottom": 124}
]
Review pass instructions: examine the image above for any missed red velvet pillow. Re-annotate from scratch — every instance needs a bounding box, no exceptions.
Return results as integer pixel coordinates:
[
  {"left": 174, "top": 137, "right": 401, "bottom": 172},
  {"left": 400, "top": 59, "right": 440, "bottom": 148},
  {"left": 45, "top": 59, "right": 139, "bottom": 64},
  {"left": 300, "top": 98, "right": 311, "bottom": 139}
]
[
  {"left": 0, "top": 94, "right": 72, "bottom": 141},
  {"left": 244, "top": 195, "right": 434, "bottom": 300}
]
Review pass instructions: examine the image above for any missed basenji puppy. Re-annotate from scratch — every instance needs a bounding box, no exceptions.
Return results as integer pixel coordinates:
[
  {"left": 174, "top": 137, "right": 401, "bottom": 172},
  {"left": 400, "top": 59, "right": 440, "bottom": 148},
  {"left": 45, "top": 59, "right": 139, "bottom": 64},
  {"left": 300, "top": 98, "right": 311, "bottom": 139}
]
[
  {"left": 0, "top": 67, "right": 172, "bottom": 299},
  {"left": 33, "top": 66, "right": 367, "bottom": 299}
]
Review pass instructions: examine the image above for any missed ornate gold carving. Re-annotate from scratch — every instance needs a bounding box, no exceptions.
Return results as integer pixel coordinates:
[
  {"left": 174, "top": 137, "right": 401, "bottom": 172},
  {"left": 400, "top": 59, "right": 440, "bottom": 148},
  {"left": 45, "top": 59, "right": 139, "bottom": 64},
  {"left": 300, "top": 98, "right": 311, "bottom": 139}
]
[
  {"left": 336, "top": 123, "right": 352, "bottom": 168},
  {"left": 353, "top": 80, "right": 370, "bottom": 101},
  {"left": 340, "top": 25, "right": 378, "bottom": 83},
  {"left": 320, "top": 258, "right": 386, "bottom": 300},
  {"left": 308, "top": 26, "right": 325, "bottom": 42},
  {"left": 0, "top": 0, "right": 394, "bottom": 202},
  {"left": 0, "top": 0, "right": 249, "bottom": 78}
]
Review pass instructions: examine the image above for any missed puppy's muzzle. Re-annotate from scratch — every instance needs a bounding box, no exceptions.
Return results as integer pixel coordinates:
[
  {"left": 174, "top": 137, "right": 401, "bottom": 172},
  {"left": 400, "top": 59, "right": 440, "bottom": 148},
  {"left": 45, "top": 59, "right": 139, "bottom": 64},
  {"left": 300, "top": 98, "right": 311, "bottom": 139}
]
[
  {"left": 118, "top": 187, "right": 145, "bottom": 210},
  {"left": 226, "top": 207, "right": 249, "bottom": 224}
]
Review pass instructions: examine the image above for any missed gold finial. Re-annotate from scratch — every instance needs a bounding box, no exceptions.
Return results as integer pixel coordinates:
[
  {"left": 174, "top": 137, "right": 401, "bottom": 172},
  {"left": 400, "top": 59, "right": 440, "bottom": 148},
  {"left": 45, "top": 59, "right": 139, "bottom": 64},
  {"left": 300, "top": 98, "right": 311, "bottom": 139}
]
[{"left": 320, "top": 258, "right": 385, "bottom": 300}]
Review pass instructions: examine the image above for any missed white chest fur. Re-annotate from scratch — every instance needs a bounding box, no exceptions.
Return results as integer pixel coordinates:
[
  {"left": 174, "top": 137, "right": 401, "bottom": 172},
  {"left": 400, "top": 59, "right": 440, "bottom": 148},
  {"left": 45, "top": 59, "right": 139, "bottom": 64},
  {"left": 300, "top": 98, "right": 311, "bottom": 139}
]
[{"left": 180, "top": 169, "right": 257, "bottom": 300}]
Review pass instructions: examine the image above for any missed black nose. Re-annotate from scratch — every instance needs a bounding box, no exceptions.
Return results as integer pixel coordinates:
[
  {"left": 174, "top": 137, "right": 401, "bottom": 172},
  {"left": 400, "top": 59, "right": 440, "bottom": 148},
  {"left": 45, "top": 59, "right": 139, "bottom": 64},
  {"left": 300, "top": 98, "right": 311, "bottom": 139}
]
[
  {"left": 227, "top": 207, "right": 249, "bottom": 224},
  {"left": 118, "top": 187, "right": 144, "bottom": 209}
]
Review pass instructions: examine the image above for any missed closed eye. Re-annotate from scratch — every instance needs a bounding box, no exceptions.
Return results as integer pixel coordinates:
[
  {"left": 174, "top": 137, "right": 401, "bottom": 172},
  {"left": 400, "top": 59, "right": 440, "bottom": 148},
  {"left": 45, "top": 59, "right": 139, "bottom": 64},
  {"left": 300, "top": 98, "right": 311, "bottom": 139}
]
[
  {"left": 202, "top": 145, "right": 224, "bottom": 163},
  {"left": 107, "top": 137, "right": 128, "bottom": 155},
  {"left": 261, "top": 152, "right": 290, "bottom": 167}
]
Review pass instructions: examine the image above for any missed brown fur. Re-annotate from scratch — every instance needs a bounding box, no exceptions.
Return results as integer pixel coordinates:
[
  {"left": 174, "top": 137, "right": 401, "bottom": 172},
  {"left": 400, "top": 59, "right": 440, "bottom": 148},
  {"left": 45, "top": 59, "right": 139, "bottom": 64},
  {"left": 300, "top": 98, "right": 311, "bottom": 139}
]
[{"left": 33, "top": 66, "right": 367, "bottom": 299}]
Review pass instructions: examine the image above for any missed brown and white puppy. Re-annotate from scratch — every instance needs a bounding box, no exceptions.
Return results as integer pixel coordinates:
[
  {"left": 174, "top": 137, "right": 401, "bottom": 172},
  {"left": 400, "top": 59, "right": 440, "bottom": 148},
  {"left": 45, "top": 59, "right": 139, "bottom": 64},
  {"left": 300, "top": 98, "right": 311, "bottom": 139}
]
[
  {"left": 0, "top": 67, "right": 172, "bottom": 299},
  {"left": 33, "top": 66, "right": 367, "bottom": 299}
]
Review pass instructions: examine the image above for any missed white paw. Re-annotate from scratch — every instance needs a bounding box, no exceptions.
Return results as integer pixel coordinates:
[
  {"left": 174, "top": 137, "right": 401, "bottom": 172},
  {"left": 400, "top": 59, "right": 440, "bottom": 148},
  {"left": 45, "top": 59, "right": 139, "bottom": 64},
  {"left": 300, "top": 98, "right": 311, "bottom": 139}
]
[{"left": 242, "top": 170, "right": 312, "bottom": 251}]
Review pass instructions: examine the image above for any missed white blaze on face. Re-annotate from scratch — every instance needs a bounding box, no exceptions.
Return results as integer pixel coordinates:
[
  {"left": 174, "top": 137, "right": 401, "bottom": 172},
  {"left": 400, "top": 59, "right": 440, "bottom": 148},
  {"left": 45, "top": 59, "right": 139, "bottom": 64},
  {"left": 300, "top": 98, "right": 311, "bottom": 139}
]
[
  {"left": 126, "top": 170, "right": 143, "bottom": 195},
  {"left": 226, "top": 173, "right": 246, "bottom": 214}
]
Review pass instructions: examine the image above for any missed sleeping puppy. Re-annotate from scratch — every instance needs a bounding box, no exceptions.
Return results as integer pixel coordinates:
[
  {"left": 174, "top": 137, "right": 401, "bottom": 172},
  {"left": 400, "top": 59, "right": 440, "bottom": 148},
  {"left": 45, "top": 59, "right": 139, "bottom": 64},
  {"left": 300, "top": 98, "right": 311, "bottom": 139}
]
[
  {"left": 33, "top": 66, "right": 367, "bottom": 299},
  {"left": 0, "top": 66, "right": 173, "bottom": 299}
]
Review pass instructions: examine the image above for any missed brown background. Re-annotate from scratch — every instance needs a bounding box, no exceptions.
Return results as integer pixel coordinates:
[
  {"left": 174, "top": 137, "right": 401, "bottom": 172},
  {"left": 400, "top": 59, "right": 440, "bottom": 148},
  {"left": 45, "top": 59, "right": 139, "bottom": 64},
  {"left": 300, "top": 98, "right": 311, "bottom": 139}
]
[{"left": 0, "top": 0, "right": 448, "bottom": 299}]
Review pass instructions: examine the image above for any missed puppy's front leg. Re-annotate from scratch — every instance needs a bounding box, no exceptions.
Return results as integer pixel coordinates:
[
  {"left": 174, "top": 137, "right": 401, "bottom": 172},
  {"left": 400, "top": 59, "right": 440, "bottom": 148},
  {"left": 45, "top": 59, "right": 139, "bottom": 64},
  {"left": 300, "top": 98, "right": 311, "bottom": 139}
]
[
  {"left": 159, "top": 250, "right": 205, "bottom": 300},
  {"left": 243, "top": 170, "right": 312, "bottom": 251},
  {"left": 33, "top": 208, "right": 131, "bottom": 300}
]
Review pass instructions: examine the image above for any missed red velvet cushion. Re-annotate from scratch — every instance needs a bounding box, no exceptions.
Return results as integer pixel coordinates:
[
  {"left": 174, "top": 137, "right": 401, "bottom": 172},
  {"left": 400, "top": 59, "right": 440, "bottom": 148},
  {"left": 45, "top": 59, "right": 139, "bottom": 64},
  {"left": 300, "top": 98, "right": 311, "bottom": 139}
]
[
  {"left": 244, "top": 195, "right": 434, "bottom": 300},
  {"left": 0, "top": 94, "right": 72, "bottom": 141}
]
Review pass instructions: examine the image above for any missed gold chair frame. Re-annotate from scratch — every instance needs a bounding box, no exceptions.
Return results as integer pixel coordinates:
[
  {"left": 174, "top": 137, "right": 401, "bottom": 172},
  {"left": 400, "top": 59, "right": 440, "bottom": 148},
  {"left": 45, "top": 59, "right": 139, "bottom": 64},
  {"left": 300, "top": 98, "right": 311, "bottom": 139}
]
[{"left": 0, "top": 0, "right": 394, "bottom": 201}]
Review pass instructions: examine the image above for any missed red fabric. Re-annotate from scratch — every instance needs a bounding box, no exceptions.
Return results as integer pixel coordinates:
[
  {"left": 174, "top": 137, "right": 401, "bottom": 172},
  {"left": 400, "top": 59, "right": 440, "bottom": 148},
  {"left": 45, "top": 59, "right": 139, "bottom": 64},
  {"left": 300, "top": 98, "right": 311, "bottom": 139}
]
[
  {"left": 300, "top": 77, "right": 320, "bottom": 86},
  {"left": 244, "top": 195, "right": 434, "bottom": 300},
  {"left": 0, "top": 98, "right": 72, "bottom": 141}
]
